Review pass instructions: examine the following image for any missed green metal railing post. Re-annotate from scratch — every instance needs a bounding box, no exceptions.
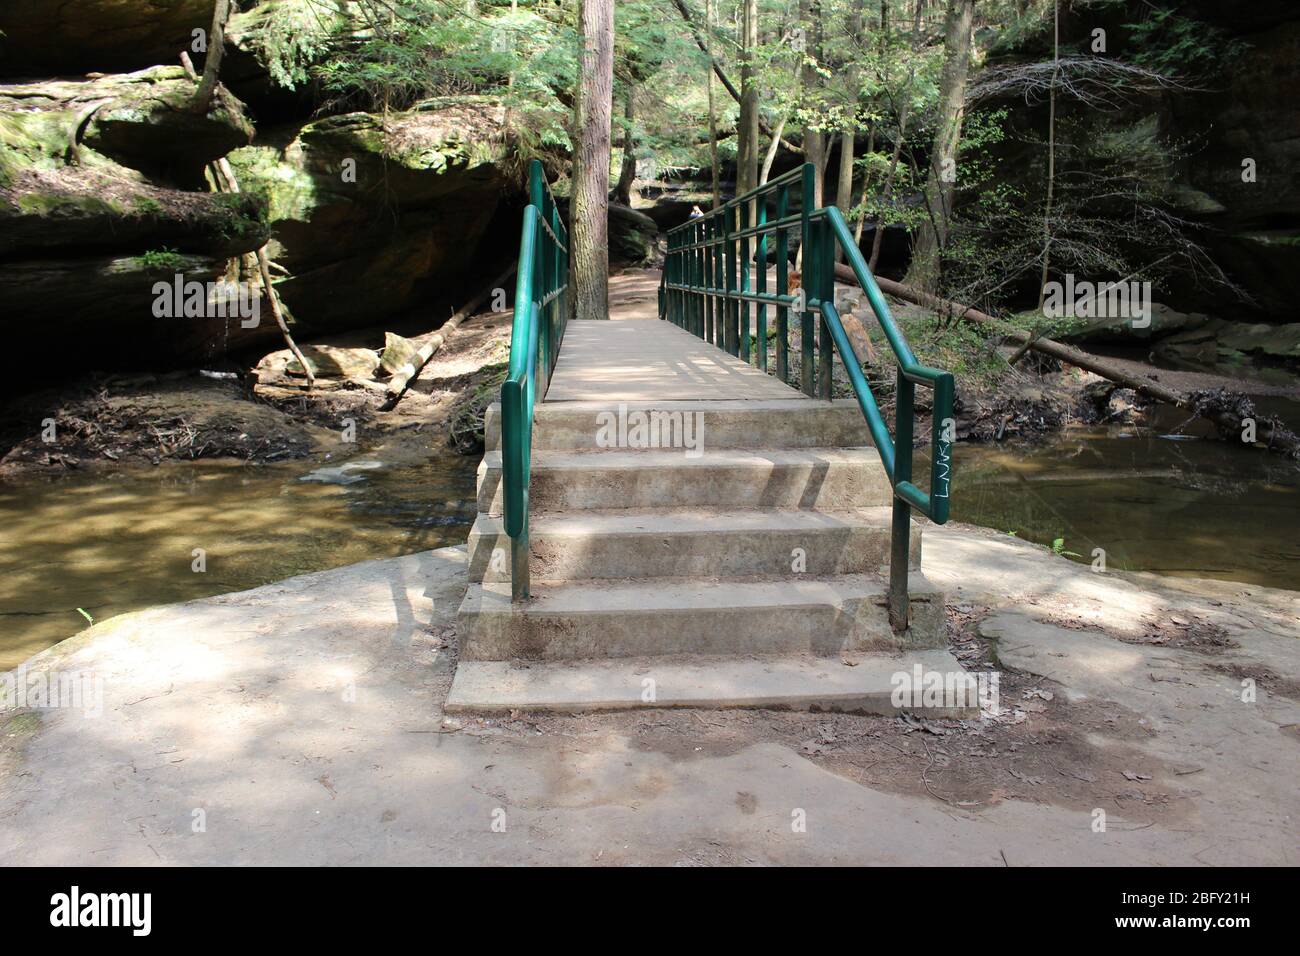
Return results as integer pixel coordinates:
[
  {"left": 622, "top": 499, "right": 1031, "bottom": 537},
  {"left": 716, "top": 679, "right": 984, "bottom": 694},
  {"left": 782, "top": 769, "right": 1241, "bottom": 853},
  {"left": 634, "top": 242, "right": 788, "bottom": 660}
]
[
  {"left": 724, "top": 205, "right": 738, "bottom": 356},
  {"left": 705, "top": 216, "right": 715, "bottom": 344},
  {"left": 776, "top": 184, "right": 789, "bottom": 383},
  {"left": 816, "top": 214, "right": 833, "bottom": 401},
  {"left": 889, "top": 369, "right": 915, "bottom": 631},
  {"left": 696, "top": 219, "right": 706, "bottom": 338},
  {"left": 739, "top": 201, "right": 751, "bottom": 362},
  {"left": 755, "top": 197, "right": 768, "bottom": 371},
  {"left": 799, "top": 164, "right": 815, "bottom": 396}
]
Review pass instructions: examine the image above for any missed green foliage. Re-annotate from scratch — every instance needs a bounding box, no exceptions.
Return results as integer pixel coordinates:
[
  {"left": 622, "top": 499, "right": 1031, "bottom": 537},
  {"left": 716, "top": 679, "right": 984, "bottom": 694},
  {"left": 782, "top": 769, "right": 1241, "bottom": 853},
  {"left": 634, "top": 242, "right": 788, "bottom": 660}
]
[
  {"left": 1123, "top": 6, "right": 1250, "bottom": 76},
  {"left": 133, "top": 197, "right": 163, "bottom": 217},
  {"left": 136, "top": 247, "right": 188, "bottom": 271},
  {"left": 1051, "top": 537, "right": 1081, "bottom": 558}
]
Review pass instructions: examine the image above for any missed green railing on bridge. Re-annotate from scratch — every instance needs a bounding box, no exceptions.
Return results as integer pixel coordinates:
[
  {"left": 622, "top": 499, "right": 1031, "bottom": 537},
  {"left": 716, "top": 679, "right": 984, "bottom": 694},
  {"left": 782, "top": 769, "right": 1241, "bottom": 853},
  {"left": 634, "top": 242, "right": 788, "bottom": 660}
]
[
  {"left": 502, "top": 159, "right": 569, "bottom": 601},
  {"left": 659, "top": 163, "right": 953, "bottom": 633}
]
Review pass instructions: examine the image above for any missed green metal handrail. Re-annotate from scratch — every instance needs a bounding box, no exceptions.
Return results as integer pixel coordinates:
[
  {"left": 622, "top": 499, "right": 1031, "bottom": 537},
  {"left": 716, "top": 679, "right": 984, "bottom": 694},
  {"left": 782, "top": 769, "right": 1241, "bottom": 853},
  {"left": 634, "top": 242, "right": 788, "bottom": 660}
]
[
  {"left": 502, "top": 159, "right": 569, "bottom": 601},
  {"left": 659, "top": 163, "right": 953, "bottom": 632}
]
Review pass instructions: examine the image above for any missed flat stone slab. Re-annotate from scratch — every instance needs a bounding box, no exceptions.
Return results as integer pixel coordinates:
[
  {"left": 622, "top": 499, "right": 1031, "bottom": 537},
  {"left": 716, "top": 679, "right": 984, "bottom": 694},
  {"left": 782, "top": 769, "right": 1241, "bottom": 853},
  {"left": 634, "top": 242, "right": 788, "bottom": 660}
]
[{"left": 445, "top": 650, "right": 976, "bottom": 717}]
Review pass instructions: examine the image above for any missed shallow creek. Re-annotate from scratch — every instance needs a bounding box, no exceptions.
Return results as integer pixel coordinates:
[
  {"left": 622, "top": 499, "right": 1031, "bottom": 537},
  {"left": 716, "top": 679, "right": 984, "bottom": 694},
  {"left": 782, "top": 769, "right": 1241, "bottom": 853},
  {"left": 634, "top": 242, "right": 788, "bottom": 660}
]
[
  {"left": 948, "top": 402, "right": 1300, "bottom": 592},
  {"left": 4, "top": 407, "right": 1299, "bottom": 669},
  {"left": 0, "top": 449, "right": 478, "bottom": 670}
]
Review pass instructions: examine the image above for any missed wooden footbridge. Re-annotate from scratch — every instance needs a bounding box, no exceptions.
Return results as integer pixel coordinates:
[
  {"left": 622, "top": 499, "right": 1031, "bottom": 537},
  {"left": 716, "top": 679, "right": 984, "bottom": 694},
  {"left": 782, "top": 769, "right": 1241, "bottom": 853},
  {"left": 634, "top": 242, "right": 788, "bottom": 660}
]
[{"left": 447, "top": 161, "right": 963, "bottom": 714}]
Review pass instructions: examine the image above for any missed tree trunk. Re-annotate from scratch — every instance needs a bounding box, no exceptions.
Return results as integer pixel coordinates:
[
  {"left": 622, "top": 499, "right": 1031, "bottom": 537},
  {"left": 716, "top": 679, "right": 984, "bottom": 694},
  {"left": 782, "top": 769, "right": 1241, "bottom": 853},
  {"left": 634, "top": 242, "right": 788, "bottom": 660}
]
[
  {"left": 189, "top": 0, "right": 231, "bottom": 115},
  {"left": 669, "top": 0, "right": 801, "bottom": 154},
  {"left": 706, "top": 0, "right": 720, "bottom": 208},
  {"left": 834, "top": 0, "right": 865, "bottom": 245},
  {"left": 736, "top": 0, "right": 760, "bottom": 197},
  {"left": 1036, "top": 0, "right": 1060, "bottom": 312},
  {"left": 571, "top": 0, "right": 614, "bottom": 321},
  {"left": 904, "top": 0, "right": 976, "bottom": 292},
  {"left": 760, "top": 113, "right": 788, "bottom": 186},
  {"left": 799, "top": 0, "right": 826, "bottom": 208},
  {"left": 614, "top": 88, "right": 636, "bottom": 206}
]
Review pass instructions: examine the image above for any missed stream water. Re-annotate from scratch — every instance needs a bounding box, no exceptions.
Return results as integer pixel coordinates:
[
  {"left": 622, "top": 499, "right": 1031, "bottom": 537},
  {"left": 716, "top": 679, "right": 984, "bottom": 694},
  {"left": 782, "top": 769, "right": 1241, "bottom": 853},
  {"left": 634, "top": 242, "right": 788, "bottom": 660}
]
[
  {"left": 3, "top": 406, "right": 1298, "bottom": 670},
  {"left": 947, "top": 399, "right": 1300, "bottom": 592},
  {"left": 0, "top": 449, "right": 478, "bottom": 670}
]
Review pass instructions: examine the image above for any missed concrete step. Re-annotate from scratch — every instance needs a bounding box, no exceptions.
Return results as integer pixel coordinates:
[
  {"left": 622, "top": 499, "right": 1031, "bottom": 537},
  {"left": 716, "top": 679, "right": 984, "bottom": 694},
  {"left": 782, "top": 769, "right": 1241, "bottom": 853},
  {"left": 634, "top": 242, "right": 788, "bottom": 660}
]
[
  {"left": 457, "top": 573, "right": 946, "bottom": 660},
  {"left": 485, "top": 399, "right": 875, "bottom": 452},
  {"left": 466, "top": 508, "right": 921, "bottom": 583},
  {"left": 476, "top": 447, "right": 893, "bottom": 515},
  {"left": 445, "top": 649, "right": 978, "bottom": 717}
]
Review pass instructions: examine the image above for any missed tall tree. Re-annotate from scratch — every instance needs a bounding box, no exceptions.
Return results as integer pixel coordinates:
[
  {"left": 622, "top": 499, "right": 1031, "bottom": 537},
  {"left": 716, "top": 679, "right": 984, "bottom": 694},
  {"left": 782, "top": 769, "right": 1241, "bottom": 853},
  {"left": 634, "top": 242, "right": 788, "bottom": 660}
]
[
  {"left": 799, "top": 0, "right": 827, "bottom": 208},
  {"left": 706, "top": 0, "right": 721, "bottom": 207},
  {"left": 736, "top": 0, "right": 761, "bottom": 197},
  {"left": 905, "top": 0, "right": 977, "bottom": 292},
  {"left": 835, "top": 0, "right": 868, "bottom": 260},
  {"left": 614, "top": 88, "right": 636, "bottom": 206},
  {"left": 1035, "top": 0, "right": 1059, "bottom": 311},
  {"left": 571, "top": 0, "right": 615, "bottom": 321},
  {"left": 869, "top": 0, "right": 926, "bottom": 271}
]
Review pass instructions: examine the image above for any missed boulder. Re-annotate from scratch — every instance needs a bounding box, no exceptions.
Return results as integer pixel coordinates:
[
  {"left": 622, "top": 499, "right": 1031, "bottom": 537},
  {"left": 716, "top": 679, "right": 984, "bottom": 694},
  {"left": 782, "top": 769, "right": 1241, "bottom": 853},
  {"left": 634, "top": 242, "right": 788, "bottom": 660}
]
[
  {"left": 609, "top": 202, "right": 658, "bottom": 265},
  {"left": 0, "top": 252, "right": 282, "bottom": 386},
  {"left": 1153, "top": 318, "right": 1300, "bottom": 372},
  {"left": 0, "top": 0, "right": 213, "bottom": 77},
  {"left": 226, "top": 97, "right": 512, "bottom": 333},
  {"left": 0, "top": 68, "right": 255, "bottom": 185},
  {"left": 0, "top": 71, "right": 271, "bottom": 384},
  {"left": 1059, "top": 302, "right": 1212, "bottom": 344}
]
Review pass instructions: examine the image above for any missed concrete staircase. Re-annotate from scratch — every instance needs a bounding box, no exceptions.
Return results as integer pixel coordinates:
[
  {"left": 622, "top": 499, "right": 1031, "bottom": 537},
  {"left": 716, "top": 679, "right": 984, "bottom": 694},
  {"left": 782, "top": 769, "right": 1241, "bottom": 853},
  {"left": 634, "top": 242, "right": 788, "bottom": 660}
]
[{"left": 447, "top": 398, "right": 967, "bottom": 715}]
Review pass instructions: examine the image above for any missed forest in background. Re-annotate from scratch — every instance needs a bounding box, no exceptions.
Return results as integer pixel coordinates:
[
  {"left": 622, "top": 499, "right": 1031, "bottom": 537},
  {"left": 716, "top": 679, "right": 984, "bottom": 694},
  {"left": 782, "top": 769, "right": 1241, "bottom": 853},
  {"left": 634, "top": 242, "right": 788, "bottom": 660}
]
[{"left": 1, "top": 0, "right": 1297, "bottom": 461}]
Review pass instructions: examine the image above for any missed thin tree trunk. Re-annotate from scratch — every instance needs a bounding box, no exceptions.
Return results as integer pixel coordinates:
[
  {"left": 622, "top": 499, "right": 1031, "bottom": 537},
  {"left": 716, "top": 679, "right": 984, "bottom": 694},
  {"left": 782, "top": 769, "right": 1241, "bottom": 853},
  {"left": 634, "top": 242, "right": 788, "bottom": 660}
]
[
  {"left": 868, "top": 0, "right": 924, "bottom": 271},
  {"left": 800, "top": 0, "right": 826, "bottom": 207},
  {"left": 834, "top": 0, "right": 865, "bottom": 245},
  {"left": 835, "top": 131, "right": 855, "bottom": 262},
  {"left": 736, "top": 0, "right": 760, "bottom": 197},
  {"left": 760, "top": 113, "right": 788, "bottom": 185},
  {"left": 571, "top": 0, "right": 614, "bottom": 321},
  {"left": 669, "top": 0, "right": 801, "bottom": 154},
  {"left": 854, "top": 124, "right": 876, "bottom": 245},
  {"left": 614, "top": 88, "right": 636, "bottom": 206},
  {"left": 706, "top": 0, "right": 720, "bottom": 208},
  {"left": 214, "top": 159, "right": 313, "bottom": 388},
  {"left": 905, "top": 0, "right": 976, "bottom": 292},
  {"left": 190, "top": 0, "right": 231, "bottom": 114},
  {"left": 1036, "top": 0, "right": 1060, "bottom": 312}
]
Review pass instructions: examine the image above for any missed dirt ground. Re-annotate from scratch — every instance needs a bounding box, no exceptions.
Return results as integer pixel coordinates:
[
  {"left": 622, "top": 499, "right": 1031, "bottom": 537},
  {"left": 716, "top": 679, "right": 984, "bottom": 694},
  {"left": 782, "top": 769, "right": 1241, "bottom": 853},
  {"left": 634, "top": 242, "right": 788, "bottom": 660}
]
[
  {"left": 1, "top": 524, "right": 1294, "bottom": 866},
  {"left": 0, "top": 308, "right": 513, "bottom": 479}
]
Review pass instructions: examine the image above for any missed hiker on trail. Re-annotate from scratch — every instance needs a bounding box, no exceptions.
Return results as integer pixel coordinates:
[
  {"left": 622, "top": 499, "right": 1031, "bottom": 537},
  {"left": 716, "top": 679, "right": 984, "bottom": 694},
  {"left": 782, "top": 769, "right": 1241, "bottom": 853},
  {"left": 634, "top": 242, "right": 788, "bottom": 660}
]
[{"left": 688, "top": 205, "right": 704, "bottom": 219}]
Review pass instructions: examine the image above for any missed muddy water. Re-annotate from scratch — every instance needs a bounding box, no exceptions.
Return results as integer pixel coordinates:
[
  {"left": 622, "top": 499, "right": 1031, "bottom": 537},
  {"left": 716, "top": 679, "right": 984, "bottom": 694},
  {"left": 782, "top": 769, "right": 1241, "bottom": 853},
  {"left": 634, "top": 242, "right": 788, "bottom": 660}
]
[
  {"left": 948, "top": 404, "right": 1300, "bottom": 592},
  {"left": 0, "top": 450, "right": 478, "bottom": 670},
  {"left": 5, "top": 403, "right": 1299, "bottom": 671}
]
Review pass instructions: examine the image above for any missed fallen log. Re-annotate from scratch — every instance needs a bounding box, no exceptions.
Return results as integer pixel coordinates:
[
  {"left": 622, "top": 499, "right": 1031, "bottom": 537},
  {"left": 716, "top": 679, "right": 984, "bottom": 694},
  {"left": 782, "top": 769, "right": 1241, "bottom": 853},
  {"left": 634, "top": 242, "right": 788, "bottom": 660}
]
[
  {"left": 833, "top": 264, "right": 1299, "bottom": 457},
  {"left": 381, "top": 263, "right": 516, "bottom": 410}
]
